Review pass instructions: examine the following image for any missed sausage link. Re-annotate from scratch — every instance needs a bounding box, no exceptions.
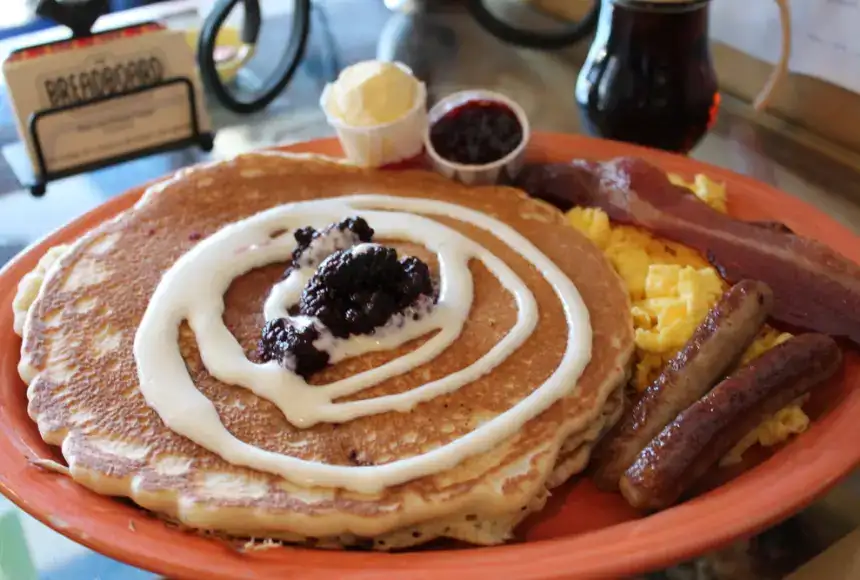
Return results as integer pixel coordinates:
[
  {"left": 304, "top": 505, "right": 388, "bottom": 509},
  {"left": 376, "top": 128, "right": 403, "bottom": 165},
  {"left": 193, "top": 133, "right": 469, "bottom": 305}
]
[
  {"left": 592, "top": 280, "right": 773, "bottom": 491},
  {"left": 620, "top": 333, "right": 842, "bottom": 511}
]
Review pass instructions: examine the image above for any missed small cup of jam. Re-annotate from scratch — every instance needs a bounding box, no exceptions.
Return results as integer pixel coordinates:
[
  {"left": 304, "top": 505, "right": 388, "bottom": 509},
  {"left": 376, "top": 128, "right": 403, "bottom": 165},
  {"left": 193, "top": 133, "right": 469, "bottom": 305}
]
[{"left": 424, "top": 90, "right": 530, "bottom": 185}]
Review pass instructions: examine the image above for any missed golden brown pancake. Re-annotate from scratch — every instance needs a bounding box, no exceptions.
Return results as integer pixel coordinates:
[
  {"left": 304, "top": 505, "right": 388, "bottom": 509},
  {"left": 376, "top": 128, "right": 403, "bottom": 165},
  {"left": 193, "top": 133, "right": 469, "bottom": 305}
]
[{"left": 15, "top": 153, "right": 633, "bottom": 549}]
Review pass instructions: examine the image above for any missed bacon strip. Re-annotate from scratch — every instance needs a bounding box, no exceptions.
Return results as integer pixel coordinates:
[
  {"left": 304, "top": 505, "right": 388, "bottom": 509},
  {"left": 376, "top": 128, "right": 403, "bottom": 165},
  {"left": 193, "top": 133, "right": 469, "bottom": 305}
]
[{"left": 515, "top": 157, "right": 860, "bottom": 346}]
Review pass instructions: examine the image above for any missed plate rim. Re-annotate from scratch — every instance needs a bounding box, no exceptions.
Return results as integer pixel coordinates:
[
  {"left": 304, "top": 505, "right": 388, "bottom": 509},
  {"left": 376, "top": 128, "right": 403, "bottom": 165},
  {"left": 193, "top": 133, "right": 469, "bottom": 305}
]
[{"left": 1, "top": 133, "right": 859, "bottom": 580}]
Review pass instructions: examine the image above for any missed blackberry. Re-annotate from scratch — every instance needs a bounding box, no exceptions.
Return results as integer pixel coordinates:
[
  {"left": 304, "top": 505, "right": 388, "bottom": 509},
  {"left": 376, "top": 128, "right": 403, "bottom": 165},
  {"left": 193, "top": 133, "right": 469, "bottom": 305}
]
[
  {"left": 399, "top": 256, "right": 433, "bottom": 299},
  {"left": 292, "top": 226, "right": 317, "bottom": 260},
  {"left": 282, "top": 226, "right": 319, "bottom": 279},
  {"left": 299, "top": 245, "right": 435, "bottom": 338},
  {"left": 258, "top": 318, "right": 329, "bottom": 378},
  {"left": 336, "top": 216, "right": 374, "bottom": 243},
  {"left": 287, "top": 217, "right": 375, "bottom": 271}
]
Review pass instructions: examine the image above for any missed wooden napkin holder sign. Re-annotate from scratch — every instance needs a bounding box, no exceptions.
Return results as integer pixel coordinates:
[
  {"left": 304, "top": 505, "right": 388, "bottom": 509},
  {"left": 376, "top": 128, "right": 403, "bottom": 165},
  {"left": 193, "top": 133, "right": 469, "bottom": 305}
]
[{"left": 2, "top": 22, "right": 214, "bottom": 196}]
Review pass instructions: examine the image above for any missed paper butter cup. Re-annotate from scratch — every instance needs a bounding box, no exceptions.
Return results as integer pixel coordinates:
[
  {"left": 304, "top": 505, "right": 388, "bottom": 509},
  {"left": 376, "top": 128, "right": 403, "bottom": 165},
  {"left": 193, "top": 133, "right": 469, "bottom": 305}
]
[{"left": 320, "top": 80, "right": 428, "bottom": 168}]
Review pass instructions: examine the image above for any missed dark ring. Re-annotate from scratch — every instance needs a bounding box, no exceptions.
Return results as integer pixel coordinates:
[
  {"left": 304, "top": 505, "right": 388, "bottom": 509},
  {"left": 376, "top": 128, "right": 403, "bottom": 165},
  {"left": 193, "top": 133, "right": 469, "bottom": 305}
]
[{"left": 197, "top": 0, "right": 311, "bottom": 114}]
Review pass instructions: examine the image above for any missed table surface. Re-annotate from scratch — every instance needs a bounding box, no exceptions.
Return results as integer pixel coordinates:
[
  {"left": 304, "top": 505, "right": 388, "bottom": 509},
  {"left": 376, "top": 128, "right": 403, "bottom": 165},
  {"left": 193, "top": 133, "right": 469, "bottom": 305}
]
[{"left": 3, "top": 1, "right": 860, "bottom": 579}]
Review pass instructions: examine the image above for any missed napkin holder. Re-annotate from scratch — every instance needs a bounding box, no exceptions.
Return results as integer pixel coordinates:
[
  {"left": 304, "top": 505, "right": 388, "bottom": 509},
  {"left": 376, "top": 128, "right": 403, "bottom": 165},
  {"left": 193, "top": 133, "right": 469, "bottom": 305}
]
[{"left": 1, "top": 1, "right": 214, "bottom": 197}]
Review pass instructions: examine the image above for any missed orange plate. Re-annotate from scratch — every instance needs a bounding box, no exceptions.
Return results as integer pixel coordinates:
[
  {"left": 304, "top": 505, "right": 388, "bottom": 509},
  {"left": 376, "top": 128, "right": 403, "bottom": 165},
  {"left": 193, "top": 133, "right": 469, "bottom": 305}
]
[{"left": 2, "top": 134, "right": 860, "bottom": 580}]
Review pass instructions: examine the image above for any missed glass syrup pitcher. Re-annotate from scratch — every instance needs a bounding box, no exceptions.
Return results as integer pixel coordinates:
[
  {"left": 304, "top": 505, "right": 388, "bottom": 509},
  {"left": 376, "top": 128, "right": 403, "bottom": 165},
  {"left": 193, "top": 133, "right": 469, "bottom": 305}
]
[{"left": 575, "top": 0, "right": 791, "bottom": 153}]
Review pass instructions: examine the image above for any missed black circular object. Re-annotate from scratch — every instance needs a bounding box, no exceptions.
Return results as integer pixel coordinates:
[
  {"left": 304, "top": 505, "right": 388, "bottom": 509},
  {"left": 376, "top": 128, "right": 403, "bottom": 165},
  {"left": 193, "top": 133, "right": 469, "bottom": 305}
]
[{"left": 197, "top": 0, "right": 312, "bottom": 114}]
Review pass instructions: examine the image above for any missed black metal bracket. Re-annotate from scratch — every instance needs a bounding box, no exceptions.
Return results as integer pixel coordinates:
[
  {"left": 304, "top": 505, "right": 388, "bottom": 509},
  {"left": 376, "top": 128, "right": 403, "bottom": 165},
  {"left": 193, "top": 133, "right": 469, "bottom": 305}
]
[
  {"left": 36, "top": 0, "right": 109, "bottom": 39},
  {"left": 3, "top": 76, "right": 214, "bottom": 197}
]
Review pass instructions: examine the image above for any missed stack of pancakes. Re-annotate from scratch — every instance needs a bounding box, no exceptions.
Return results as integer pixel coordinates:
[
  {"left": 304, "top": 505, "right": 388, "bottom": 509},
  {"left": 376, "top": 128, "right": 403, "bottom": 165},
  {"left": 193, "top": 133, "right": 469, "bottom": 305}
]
[{"left": 14, "top": 154, "right": 633, "bottom": 549}]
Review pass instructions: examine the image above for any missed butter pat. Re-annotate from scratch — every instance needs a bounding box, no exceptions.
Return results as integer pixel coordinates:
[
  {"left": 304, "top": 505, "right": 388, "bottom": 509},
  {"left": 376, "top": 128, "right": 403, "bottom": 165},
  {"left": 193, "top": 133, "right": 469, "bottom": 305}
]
[
  {"left": 324, "top": 61, "right": 419, "bottom": 127},
  {"left": 320, "top": 60, "right": 427, "bottom": 167}
]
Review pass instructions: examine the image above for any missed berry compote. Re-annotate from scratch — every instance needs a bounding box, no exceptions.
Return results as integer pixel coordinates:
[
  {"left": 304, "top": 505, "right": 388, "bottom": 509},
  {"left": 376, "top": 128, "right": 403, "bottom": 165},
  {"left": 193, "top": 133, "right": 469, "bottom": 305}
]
[
  {"left": 258, "top": 220, "right": 437, "bottom": 379},
  {"left": 429, "top": 100, "right": 523, "bottom": 166}
]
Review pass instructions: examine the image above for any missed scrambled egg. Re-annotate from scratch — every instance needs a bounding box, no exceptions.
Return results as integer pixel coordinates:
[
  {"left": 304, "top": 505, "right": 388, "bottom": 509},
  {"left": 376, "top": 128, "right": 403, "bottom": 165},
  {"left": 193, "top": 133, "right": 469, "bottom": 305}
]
[{"left": 566, "top": 174, "right": 808, "bottom": 463}]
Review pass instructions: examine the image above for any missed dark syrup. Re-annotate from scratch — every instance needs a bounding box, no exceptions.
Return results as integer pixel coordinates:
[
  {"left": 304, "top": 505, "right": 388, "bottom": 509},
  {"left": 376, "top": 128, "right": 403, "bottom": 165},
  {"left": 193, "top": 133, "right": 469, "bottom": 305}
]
[
  {"left": 429, "top": 99, "right": 523, "bottom": 165},
  {"left": 575, "top": 0, "right": 720, "bottom": 153}
]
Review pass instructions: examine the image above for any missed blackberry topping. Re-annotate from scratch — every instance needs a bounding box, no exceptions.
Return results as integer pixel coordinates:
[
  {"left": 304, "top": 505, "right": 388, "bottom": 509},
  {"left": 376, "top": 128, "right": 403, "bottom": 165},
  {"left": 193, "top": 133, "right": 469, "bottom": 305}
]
[
  {"left": 292, "top": 226, "right": 317, "bottom": 258},
  {"left": 338, "top": 216, "right": 374, "bottom": 242},
  {"left": 299, "top": 246, "right": 434, "bottom": 339},
  {"left": 261, "top": 218, "right": 435, "bottom": 379},
  {"left": 258, "top": 318, "right": 329, "bottom": 378},
  {"left": 289, "top": 217, "right": 374, "bottom": 266}
]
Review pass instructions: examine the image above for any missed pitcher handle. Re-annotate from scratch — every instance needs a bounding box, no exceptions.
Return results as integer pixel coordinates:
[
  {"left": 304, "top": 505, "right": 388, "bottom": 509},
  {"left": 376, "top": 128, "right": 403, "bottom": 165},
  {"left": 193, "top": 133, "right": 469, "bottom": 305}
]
[{"left": 754, "top": 0, "right": 792, "bottom": 111}]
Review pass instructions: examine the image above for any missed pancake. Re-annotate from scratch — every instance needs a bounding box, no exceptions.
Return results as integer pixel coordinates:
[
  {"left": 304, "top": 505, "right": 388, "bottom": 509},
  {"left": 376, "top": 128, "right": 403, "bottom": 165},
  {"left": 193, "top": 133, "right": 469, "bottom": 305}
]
[{"left": 14, "top": 153, "right": 634, "bottom": 549}]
